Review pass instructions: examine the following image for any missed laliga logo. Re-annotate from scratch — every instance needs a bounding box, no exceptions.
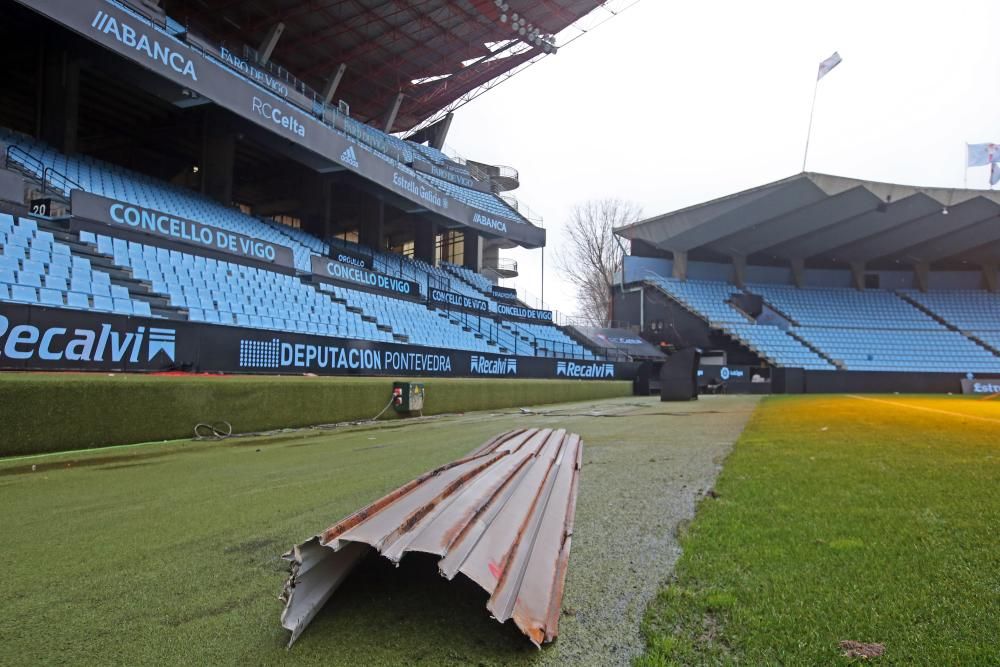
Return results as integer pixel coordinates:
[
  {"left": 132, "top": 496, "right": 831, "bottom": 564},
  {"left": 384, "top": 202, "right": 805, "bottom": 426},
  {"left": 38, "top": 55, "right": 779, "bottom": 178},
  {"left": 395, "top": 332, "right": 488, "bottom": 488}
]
[
  {"left": 720, "top": 367, "right": 730, "bottom": 380},
  {"left": 0, "top": 315, "right": 175, "bottom": 363}
]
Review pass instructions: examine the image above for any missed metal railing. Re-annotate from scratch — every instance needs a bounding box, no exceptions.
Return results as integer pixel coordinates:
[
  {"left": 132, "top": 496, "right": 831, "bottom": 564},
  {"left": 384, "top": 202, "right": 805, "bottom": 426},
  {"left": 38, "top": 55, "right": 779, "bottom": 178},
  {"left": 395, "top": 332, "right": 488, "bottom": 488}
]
[
  {"left": 498, "top": 194, "right": 544, "bottom": 225},
  {"left": 4, "top": 146, "right": 83, "bottom": 199},
  {"left": 43, "top": 168, "right": 84, "bottom": 198},
  {"left": 483, "top": 257, "right": 518, "bottom": 275}
]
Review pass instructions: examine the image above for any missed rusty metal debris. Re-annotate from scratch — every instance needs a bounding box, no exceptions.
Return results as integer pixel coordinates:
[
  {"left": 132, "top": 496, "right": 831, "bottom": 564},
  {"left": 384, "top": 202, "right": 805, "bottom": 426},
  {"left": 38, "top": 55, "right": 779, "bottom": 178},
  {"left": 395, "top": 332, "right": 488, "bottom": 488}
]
[{"left": 280, "top": 427, "right": 582, "bottom": 648}]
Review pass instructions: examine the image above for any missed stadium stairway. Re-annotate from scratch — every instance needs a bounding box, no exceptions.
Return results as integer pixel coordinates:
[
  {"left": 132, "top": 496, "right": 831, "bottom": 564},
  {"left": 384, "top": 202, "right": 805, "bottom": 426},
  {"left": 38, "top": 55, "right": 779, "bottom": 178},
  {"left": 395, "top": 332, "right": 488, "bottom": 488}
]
[
  {"left": 644, "top": 277, "right": 834, "bottom": 370},
  {"left": 894, "top": 290, "right": 1000, "bottom": 359},
  {"left": 32, "top": 217, "right": 184, "bottom": 319},
  {"left": 784, "top": 330, "right": 844, "bottom": 369}
]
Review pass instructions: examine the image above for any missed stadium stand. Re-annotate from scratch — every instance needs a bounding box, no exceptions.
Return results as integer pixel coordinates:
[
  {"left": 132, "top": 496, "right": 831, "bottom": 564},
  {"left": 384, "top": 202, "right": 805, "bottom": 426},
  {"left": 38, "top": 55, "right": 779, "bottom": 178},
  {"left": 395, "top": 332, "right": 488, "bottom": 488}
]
[
  {"left": 0, "top": 124, "right": 598, "bottom": 359},
  {"left": 0, "top": 213, "right": 151, "bottom": 315},
  {"left": 1, "top": 131, "right": 321, "bottom": 272},
  {"left": 645, "top": 275, "right": 1000, "bottom": 373}
]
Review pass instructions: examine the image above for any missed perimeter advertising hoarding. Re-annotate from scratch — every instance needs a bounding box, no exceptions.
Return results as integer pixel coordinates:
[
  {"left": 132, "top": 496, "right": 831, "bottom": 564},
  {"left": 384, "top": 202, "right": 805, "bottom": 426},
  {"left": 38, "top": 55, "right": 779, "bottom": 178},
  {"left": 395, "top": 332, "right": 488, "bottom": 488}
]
[
  {"left": 490, "top": 286, "right": 518, "bottom": 301},
  {"left": 310, "top": 256, "right": 421, "bottom": 298},
  {"left": 71, "top": 191, "right": 296, "bottom": 268},
  {"left": 428, "top": 288, "right": 489, "bottom": 313},
  {"left": 17, "top": 0, "right": 545, "bottom": 248},
  {"left": 960, "top": 378, "right": 1000, "bottom": 395},
  {"left": 495, "top": 303, "right": 553, "bottom": 323},
  {"left": 330, "top": 247, "right": 371, "bottom": 270},
  {"left": 0, "top": 303, "right": 637, "bottom": 380}
]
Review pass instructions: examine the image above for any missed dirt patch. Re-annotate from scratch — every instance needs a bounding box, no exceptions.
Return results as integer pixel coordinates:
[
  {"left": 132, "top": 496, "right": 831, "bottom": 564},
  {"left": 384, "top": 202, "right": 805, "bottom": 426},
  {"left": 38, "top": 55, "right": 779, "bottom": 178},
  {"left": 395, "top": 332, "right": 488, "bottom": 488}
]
[
  {"left": 839, "top": 640, "right": 885, "bottom": 659},
  {"left": 0, "top": 451, "right": 174, "bottom": 476}
]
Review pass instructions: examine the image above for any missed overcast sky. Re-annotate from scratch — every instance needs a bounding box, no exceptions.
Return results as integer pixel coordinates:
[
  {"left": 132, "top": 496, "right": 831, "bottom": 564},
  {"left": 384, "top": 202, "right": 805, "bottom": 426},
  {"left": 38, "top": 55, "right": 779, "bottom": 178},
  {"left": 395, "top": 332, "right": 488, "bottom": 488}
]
[{"left": 444, "top": 0, "right": 1000, "bottom": 319}]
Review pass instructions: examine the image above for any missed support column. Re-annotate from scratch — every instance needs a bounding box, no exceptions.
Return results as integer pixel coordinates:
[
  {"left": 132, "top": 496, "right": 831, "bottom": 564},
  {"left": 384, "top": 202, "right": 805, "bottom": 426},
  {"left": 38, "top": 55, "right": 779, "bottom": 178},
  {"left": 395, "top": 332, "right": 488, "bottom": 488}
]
[
  {"left": 483, "top": 244, "right": 500, "bottom": 277},
  {"left": 429, "top": 113, "right": 454, "bottom": 150},
  {"left": 256, "top": 22, "right": 285, "bottom": 65},
  {"left": 201, "top": 108, "right": 236, "bottom": 204},
  {"left": 671, "top": 250, "right": 688, "bottom": 281},
  {"left": 790, "top": 258, "right": 805, "bottom": 288},
  {"left": 322, "top": 64, "right": 348, "bottom": 106},
  {"left": 731, "top": 255, "right": 747, "bottom": 288},
  {"left": 982, "top": 263, "right": 998, "bottom": 293},
  {"left": 359, "top": 199, "right": 385, "bottom": 251},
  {"left": 849, "top": 261, "right": 866, "bottom": 291},
  {"left": 38, "top": 42, "right": 80, "bottom": 154},
  {"left": 383, "top": 93, "right": 405, "bottom": 133},
  {"left": 463, "top": 229, "right": 482, "bottom": 271},
  {"left": 413, "top": 217, "right": 436, "bottom": 264},
  {"left": 914, "top": 262, "right": 930, "bottom": 293}
]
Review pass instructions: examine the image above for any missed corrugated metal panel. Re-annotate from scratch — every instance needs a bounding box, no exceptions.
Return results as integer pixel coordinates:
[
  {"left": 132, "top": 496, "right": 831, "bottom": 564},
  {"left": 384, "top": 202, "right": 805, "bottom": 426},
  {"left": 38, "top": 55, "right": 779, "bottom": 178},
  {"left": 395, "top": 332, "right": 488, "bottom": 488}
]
[{"left": 280, "top": 427, "right": 582, "bottom": 647}]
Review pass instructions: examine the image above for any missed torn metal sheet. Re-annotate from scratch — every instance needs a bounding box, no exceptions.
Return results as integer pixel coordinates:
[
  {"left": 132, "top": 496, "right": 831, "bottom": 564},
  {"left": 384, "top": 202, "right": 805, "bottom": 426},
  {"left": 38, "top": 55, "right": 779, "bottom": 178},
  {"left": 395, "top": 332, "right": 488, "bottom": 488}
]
[{"left": 280, "top": 427, "right": 582, "bottom": 647}]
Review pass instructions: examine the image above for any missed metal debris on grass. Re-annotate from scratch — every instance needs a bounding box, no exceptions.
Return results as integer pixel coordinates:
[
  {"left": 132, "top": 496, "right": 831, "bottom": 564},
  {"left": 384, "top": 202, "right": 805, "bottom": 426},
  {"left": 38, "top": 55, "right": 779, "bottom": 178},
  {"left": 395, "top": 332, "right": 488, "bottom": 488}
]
[{"left": 280, "top": 427, "right": 582, "bottom": 648}]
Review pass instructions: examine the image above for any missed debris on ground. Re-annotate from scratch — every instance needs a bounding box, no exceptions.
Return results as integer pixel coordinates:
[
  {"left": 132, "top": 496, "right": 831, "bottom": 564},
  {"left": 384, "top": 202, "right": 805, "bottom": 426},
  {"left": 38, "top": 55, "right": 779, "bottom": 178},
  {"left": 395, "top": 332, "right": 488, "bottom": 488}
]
[
  {"left": 839, "top": 640, "right": 885, "bottom": 659},
  {"left": 280, "top": 427, "right": 583, "bottom": 648}
]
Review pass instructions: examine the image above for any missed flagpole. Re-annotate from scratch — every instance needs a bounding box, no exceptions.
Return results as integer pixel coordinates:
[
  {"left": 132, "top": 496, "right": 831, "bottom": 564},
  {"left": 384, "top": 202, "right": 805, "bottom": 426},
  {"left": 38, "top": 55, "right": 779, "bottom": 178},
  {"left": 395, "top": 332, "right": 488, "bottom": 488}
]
[
  {"left": 963, "top": 143, "right": 969, "bottom": 189},
  {"left": 801, "top": 77, "right": 820, "bottom": 173}
]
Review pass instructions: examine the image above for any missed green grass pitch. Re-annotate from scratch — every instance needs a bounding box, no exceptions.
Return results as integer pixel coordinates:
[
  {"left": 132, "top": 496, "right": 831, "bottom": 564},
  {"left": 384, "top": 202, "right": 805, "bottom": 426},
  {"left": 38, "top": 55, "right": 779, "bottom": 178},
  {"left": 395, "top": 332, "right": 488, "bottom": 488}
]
[{"left": 638, "top": 394, "right": 1000, "bottom": 666}]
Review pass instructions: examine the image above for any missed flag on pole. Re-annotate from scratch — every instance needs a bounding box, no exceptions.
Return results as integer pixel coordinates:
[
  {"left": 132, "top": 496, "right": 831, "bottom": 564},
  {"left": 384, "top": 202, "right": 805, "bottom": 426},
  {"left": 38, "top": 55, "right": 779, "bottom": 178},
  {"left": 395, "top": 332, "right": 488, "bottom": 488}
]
[
  {"left": 817, "top": 52, "right": 842, "bottom": 80},
  {"left": 967, "top": 143, "right": 1000, "bottom": 167},
  {"left": 991, "top": 162, "right": 1000, "bottom": 186}
]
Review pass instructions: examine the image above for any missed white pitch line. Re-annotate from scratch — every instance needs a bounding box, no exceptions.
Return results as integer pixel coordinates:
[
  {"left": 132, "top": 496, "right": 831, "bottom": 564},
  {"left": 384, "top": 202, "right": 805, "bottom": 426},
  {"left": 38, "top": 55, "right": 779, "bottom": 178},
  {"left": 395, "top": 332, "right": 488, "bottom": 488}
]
[{"left": 847, "top": 395, "right": 1000, "bottom": 425}]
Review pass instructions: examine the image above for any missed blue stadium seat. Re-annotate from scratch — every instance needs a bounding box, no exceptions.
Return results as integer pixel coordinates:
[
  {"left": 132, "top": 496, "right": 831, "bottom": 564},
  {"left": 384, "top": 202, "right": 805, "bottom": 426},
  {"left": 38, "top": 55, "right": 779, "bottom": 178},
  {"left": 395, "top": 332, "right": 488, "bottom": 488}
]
[
  {"left": 92, "top": 295, "right": 113, "bottom": 312},
  {"left": 67, "top": 292, "right": 90, "bottom": 309},
  {"left": 16, "top": 271, "right": 42, "bottom": 288},
  {"left": 39, "top": 288, "right": 63, "bottom": 307},
  {"left": 10, "top": 285, "right": 37, "bottom": 303},
  {"left": 133, "top": 300, "right": 152, "bottom": 317}
]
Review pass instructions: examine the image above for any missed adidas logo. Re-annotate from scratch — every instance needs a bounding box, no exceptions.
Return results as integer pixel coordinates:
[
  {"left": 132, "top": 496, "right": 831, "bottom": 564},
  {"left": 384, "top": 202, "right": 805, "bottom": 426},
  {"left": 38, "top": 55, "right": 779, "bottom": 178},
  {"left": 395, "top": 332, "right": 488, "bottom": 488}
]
[{"left": 340, "top": 146, "right": 360, "bottom": 168}]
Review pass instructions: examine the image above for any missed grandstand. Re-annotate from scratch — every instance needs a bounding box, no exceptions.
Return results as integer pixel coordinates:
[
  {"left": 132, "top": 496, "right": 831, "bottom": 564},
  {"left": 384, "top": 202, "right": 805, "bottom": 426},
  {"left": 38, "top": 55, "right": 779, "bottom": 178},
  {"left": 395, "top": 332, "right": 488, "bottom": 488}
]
[
  {"left": 0, "top": 0, "right": 624, "bottom": 377},
  {"left": 615, "top": 173, "right": 1000, "bottom": 390}
]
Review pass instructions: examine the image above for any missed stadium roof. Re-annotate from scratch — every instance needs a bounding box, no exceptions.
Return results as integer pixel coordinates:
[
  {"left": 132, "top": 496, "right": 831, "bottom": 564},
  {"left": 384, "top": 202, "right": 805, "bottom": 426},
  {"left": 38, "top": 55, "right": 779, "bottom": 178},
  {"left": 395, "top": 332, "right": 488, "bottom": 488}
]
[
  {"left": 616, "top": 172, "right": 1000, "bottom": 270},
  {"left": 164, "top": 0, "right": 609, "bottom": 132}
]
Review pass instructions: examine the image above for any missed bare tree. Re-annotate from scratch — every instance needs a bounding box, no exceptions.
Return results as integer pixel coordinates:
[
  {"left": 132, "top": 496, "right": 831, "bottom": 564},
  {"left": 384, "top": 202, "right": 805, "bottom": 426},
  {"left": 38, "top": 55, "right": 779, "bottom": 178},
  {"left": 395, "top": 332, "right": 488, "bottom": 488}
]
[{"left": 556, "top": 199, "right": 641, "bottom": 325}]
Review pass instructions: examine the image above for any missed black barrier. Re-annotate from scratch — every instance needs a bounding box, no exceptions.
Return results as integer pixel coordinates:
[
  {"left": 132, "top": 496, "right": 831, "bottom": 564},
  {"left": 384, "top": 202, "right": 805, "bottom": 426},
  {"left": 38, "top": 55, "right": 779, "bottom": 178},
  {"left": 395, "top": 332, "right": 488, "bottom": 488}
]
[
  {"left": 801, "top": 370, "right": 968, "bottom": 394},
  {"left": 310, "top": 256, "right": 420, "bottom": 298},
  {"left": 71, "top": 191, "right": 296, "bottom": 268},
  {"left": 18, "top": 0, "right": 545, "bottom": 248},
  {"left": 0, "top": 303, "right": 638, "bottom": 380},
  {"left": 697, "top": 364, "right": 769, "bottom": 385},
  {"left": 660, "top": 348, "right": 701, "bottom": 401},
  {"left": 428, "top": 288, "right": 489, "bottom": 313}
]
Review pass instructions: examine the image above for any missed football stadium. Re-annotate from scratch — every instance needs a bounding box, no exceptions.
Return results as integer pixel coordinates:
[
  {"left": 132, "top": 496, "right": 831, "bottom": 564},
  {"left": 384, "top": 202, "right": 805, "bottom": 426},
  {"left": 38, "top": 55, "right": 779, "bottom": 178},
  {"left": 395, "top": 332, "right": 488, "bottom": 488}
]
[{"left": 1, "top": 0, "right": 998, "bottom": 665}]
